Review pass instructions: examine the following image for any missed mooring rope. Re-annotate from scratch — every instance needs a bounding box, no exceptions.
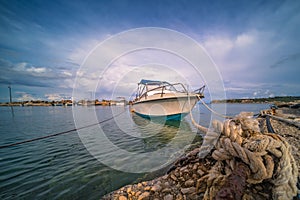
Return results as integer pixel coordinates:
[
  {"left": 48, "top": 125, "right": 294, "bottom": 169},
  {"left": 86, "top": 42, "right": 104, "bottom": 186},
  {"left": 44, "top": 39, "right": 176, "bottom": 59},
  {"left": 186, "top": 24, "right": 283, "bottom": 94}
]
[
  {"left": 198, "top": 98, "right": 233, "bottom": 119},
  {"left": 193, "top": 112, "right": 298, "bottom": 199},
  {"left": 266, "top": 115, "right": 276, "bottom": 133},
  {"left": 0, "top": 109, "right": 126, "bottom": 149}
]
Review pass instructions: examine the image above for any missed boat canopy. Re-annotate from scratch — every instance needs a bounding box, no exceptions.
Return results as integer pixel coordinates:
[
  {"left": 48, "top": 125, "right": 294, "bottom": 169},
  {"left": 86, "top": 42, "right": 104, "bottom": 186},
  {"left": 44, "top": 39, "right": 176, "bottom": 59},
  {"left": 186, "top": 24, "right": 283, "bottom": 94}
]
[{"left": 139, "top": 79, "right": 170, "bottom": 85}]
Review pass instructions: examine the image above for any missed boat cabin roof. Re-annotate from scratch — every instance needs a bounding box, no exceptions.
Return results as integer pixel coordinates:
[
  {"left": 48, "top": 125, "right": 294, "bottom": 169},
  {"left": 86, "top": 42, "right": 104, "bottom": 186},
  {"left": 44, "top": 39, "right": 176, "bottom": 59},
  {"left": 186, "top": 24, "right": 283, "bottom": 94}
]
[{"left": 139, "top": 79, "right": 169, "bottom": 85}]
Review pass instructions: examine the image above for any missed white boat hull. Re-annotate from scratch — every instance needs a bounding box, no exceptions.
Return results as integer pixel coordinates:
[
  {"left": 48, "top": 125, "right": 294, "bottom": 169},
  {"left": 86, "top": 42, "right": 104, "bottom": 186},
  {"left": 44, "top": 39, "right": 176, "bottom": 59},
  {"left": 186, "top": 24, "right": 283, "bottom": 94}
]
[{"left": 132, "top": 94, "right": 199, "bottom": 120}]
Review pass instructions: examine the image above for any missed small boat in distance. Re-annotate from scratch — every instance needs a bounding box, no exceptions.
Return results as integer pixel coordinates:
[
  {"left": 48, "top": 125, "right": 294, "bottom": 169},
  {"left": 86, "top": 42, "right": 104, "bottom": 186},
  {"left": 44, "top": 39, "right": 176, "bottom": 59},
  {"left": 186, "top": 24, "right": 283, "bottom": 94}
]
[{"left": 131, "top": 79, "right": 205, "bottom": 121}]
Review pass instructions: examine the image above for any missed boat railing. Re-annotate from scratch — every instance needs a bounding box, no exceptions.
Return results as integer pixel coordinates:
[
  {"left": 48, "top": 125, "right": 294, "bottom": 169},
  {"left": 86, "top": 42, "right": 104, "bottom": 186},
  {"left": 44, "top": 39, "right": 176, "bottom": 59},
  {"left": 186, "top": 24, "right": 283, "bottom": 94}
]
[
  {"left": 193, "top": 85, "right": 205, "bottom": 97},
  {"left": 136, "top": 82, "right": 189, "bottom": 101}
]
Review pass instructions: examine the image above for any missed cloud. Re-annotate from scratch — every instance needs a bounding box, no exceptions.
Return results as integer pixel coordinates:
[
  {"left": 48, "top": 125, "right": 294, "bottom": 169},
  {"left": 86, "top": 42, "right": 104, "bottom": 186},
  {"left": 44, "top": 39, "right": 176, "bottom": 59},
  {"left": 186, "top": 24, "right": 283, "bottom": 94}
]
[
  {"left": 15, "top": 92, "right": 35, "bottom": 101},
  {"left": 235, "top": 33, "right": 255, "bottom": 47},
  {"left": 269, "top": 53, "right": 300, "bottom": 68},
  {"left": 203, "top": 36, "right": 233, "bottom": 58},
  {"left": 0, "top": 59, "right": 75, "bottom": 89},
  {"left": 0, "top": 1, "right": 299, "bottom": 101},
  {"left": 14, "top": 62, "right": 49, "bottom": 75},
  {"left": 44, "top": 93, "right": 70, "bottom": 101},
  {"left": 72, "top": 44, "right": 214, "bottom": 100}
]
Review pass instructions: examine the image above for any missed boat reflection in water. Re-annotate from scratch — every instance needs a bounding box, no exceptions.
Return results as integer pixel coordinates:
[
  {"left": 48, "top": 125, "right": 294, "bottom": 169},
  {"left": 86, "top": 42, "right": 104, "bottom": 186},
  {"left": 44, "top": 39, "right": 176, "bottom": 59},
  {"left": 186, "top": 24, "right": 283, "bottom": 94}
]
[{"left": 130, "top": 112, "right": 197, "bottom": 151}]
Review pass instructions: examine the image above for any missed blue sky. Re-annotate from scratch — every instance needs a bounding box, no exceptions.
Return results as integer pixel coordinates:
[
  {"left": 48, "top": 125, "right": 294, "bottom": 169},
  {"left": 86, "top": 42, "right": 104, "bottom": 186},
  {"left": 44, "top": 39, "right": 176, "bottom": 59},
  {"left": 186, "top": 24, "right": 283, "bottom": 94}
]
[{"left": 0, "top": 0, "right": 299, "bottom": 102}]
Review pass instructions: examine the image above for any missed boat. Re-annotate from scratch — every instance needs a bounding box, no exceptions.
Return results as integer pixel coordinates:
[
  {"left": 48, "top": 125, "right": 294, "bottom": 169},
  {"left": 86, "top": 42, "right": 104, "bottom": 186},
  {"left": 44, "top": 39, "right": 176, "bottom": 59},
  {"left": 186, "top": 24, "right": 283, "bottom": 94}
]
[{"left": 131, "top": 79, "right": 205, "bottom": 121}]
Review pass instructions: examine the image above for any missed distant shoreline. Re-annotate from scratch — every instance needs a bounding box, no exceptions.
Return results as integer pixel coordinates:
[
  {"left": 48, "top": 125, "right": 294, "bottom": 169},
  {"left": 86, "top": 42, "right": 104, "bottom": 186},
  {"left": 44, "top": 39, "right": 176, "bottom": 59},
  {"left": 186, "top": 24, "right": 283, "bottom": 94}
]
[
  {"left": 211, "top": 96, "right": 300, "bottom": 104},
  {"left": 1, "top": 96, "right": 299, "bottom": 107}
]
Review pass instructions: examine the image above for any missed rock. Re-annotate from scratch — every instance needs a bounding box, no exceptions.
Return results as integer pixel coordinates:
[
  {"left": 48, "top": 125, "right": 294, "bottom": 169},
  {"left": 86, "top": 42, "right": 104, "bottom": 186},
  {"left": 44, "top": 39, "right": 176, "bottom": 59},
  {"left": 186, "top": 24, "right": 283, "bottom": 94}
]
[
  {"left": 189, "top": 192, "right": 198, "bottom": 199},
  {"left": 138, "top": 192, "right": 150, "bottom": 200},
  {"left": 151, "top": 184, "right": 162, "bottom": 192},
  {"left": 144, "top": 186, "right": 151, "bottom": 191},
  {"left": 192, "top": 174, "right": 198, "bottom": 179},
  {"left": 192, "top": 164, "right": 198, "bottom": 170},
  {"left": 135, "top": 191, "right": 142, "bottom": 197},
  {"left": 197, "top": 169, "right": 205, "bottom": 176},
  {"left": 142, "top": 182, "right": 147, "bottom": 186},
  {"left": 178, "top": 177, "right": 185, "bottom": 182},
  {"left": 196, "top": 179, "right": 206, "bottom": 193},
  {"left": 137, "top": 183, "right": 143, "bottom": 189},
  {"left": 170, "top": 174, "right": 177, "bottom": 181},
  {"left": 162, "top": 175, "right": 168, "bottom": 180},
  {"left": 118, "top": 196, "right": 127, "bottom": 200},
  {"left": 184, "top": 179, "right": 194, "bottom": 187},
  {"left": 180, "top": 166, "right": 187, "bottom": 172},
  {"left": 164, "top": 181, "right": 170, "bottom": 188},
  {"left": 162, "top": 188, "right": 172, "bottom": 193},
  {"left": 126, "top": 187, "right": 131, "bottom": 193},
  {"left": 181, "top": 187, "right": 196, "bottom": 194},
  {"left": 164, "top": 194, "right": 173, "bottom": 200},
  {"left": 176, "top": 193, "right": 183, "bottom": 200}
]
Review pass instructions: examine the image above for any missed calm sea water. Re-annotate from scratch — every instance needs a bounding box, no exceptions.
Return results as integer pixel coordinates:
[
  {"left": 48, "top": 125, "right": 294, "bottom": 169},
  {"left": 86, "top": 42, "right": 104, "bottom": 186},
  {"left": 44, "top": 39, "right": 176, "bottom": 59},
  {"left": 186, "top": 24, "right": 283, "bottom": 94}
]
[{"left": 0, "top": 103, "right": 270, "bottom": 199}]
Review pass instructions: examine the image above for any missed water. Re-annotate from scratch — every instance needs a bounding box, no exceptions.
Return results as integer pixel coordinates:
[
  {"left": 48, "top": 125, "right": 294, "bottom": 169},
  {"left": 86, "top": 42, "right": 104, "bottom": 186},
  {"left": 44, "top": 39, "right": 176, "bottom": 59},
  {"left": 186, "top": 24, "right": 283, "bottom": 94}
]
[{"left": 0, "top": 103, "right": 270, "bottom": 199}]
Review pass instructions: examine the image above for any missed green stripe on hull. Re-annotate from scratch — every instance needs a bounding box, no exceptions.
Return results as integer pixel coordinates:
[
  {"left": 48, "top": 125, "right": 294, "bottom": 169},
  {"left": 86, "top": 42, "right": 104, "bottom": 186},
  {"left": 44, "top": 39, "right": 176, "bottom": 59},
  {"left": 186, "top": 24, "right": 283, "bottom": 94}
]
[{"left": 134, "top": 112, "right": 188, "bottom": 121}]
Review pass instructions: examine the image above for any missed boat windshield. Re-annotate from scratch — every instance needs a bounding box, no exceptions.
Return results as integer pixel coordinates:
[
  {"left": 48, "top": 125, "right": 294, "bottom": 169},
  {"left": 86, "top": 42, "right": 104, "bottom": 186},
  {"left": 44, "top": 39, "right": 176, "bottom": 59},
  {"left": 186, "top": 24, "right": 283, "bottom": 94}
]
[{"left": 136, "top": 79, "right": 188, "bottom": 99}]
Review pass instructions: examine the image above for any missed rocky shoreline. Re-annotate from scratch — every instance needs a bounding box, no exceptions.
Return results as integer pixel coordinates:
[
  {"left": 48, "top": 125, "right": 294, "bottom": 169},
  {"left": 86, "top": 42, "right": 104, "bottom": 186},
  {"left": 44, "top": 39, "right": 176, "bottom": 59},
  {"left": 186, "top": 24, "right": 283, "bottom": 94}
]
[{"left": 103, "top": 108, "right": 300, "bottom": 200}]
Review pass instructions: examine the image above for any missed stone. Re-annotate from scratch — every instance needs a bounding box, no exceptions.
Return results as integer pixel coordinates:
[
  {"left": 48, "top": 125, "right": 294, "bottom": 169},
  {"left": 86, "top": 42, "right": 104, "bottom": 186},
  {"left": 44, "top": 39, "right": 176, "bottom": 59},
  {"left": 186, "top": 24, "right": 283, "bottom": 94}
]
[
  {"left": 162, "top": 175, "right": 168, "bottom": 180},
  {"left": 151, "top": 184, "right": 162, "bottom": 192},
  {"left": 184, "top": 179, "right": 194, "bottom": 187},
  {"left": 174, "top": 171, "right": 180, "bottom": 177},
  {"left": 162, "top": 188, "right": 172, "bottom": 193},
  {"left": 118, "top": 196, "right": 127, "bottom": 200},
  {"left": 176, "top": 193, "right": 183, "bottom": 200},
  {"left": 144, "top": 186, "right": 151, "bottom": 191},
  {"left": 197, "top": 169, "right": 205, "bottom": 176},
  {"left": 126, "top": 187, "right": 132, "bottom": 193},
  {"left": 192, "top": 174, "right": 198, "bottom": 179},
  {"left": 180, "top": 166, "right": 187, "bottom": 172},
  {"left": 189, "top": 192, "right": 198, "bottom": 199},
  {"left": 192, "top": 164, "right": 198, "bottom": 170},
  {"left": 164, "top": 181, "right": 170, "bottom": 188},
  {"left": 196, "top": 179, "right": 206, "bottom": 193},
  {"left": 142, "top": 182, "right": 147, "bottom": 186},
  {"left": 178, "top": 177, "right": 185, "bottom": 182},
  {"left": 170, "top": 174, "right": 177, "bottom": 181},
  {"left": 181, "top": 187, "right": 196, "bottom": 194},
  {"left": 164, "top": 194, "right": 173, "bottom": 200},
  {"left": 138, "top": 192, "right": 150, "bottom": 200},
  {"left": 135, "top": 191, "right": 142, "bottom": 197},
  {"left": 137, "top": 183, "right": 143, "bottom": 189}
]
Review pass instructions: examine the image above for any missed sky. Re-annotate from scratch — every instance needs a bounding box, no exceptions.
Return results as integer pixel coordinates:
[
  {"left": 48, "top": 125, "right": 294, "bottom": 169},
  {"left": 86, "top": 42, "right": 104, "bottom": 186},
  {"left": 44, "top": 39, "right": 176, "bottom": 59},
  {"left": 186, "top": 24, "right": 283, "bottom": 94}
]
[{"left": 0, "top": 0, "right": 299, "bottom": 102}]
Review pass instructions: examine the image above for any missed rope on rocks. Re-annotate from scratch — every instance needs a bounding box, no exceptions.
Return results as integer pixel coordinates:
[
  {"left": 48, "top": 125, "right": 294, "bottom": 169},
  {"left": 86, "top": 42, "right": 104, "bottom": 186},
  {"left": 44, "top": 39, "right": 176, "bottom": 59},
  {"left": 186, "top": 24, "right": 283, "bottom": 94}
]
[
  {"left": 195, "top": 112, "right": 298, "bottom": 200},
  {"left": 266, "top": 115, "right": 276, "bottom": 133}
]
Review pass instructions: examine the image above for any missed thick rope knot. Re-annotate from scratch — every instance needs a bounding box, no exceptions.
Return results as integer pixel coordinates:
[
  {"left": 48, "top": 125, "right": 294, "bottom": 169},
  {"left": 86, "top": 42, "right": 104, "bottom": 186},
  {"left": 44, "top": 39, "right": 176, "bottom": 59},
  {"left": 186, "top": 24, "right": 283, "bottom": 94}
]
[{"left": 197, "top": 112, "right": 298, "bottom": 200}]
